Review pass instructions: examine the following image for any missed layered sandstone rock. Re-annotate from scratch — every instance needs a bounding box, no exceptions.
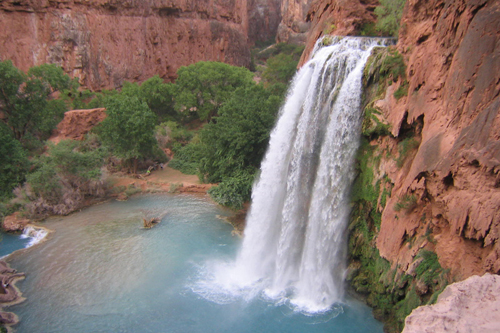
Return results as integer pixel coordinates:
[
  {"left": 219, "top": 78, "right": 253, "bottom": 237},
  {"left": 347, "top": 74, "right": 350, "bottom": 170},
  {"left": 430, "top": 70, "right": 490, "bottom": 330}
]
[
  {"left": 403, "top": 274, "right": 500, "bottom": 333},
  {"left": 49, "top": 108, "right": 107, "bottom": 143},
  {"left": 0, "top": 0, "right": 251, "bottom": 90},
  {"left": 375, "top": 0, "right": 500, "bottom": 280}
]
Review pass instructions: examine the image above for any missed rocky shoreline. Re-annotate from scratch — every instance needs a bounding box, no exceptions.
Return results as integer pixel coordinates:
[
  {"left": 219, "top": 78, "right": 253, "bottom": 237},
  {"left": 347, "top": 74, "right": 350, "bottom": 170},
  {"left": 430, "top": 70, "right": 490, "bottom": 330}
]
[{"left": 0, "top": 261, "right": 26, "bottom": 332}]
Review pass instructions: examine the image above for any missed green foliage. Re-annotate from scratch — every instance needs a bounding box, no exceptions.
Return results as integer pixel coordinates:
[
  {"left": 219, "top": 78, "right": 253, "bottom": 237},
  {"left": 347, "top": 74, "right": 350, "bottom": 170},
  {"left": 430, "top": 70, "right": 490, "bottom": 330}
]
[
  {"left": 375, "top": 0, "right": 406, "bottom": 37},
  {"left": 27, "top": 63, "right": 72, "bottom": 92},
  {"left": 121, "top": 76, "right": 176, "bottom": 121},
  {"left": 360, "top": 22, "right": 379, "bottom": 37},
  {"left": 0, "top": 61, "right": 70, "bottom": 143},
  {"left": 362, "top": 107, "right": 391, "bottom": 137},
  {"left": 156, "top": 121, "right": 193, "bottom": 148},
  {"left": 396, "top": 137, "right": 419, "bottom": 167},
  {"left": 255, "top": 43, "right": 304, "bottom": 61},
  {"left": 168, "top": 142, "right": 205, "bottom": 175},
  {"left": 261, "top": 53, "right": 298, "bottom": 96},
  {"left": 208, "top": 172, "right": 255, "bottom": 210},
  {"left": 96, "top": 96, "right": 157, "bottom": 171},
  {"left": 394, "top": 286, "right": 421, "bottom": 324},
  {"left": 0, "top": 123, "right": 30, "bottom": 199},
  {"left": 174, "top": 61, "right": 254, "bottom": 121},
  {"left": 380, "top": 49, "right": 406, "bottom": 82},
  {"left": 19, "top": 139, "right": 107, "bottom": 218},
  {"left": 393, "top": 80, "right": 409, "bottom": 100},
  {"left": 198, "top": 84, "right": 280, "bottom": 183},
  {"left": 394, "top": 193, "right": 417, "bottom": 212},
  {"left": 415, "top": 250, "right": 443, "bottom": 286},
  {"left": 168, "top": 182, "right": 183, "bottom": 193},
  {"left": 321, "top": 35, "right": 334, "bottom": 46}
]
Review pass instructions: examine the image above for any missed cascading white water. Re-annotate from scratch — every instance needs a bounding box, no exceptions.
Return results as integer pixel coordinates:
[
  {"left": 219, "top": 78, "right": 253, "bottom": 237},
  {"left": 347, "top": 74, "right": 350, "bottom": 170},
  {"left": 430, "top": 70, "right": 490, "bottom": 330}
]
[
  {"left": 196, "top": 36, "right": 392, "bottom": 313},
  {"left": 21, "top": 225, "right": 49, "bottom": 248}
]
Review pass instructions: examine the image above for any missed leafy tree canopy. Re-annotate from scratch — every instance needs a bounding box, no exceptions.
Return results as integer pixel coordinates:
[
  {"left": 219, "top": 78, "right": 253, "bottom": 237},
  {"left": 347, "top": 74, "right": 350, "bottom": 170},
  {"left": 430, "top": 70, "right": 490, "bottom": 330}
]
[
  {"left": 0, "top": 60, "right": 71, "bottom": 142},
  {"left": 96, "top": 95, "right": 157, "bottom": 171},
  {"left": 0, "top": 123, "right": 29, "bottom": 199},
  {"left": 199, "top": 84, "right": 281, "bottom": 183},
  {"left": 174, "top": 61, "right": 254, "bottom": 121},
  {"left": 121, "top": 76, "right": 176, "bottom": 121}
]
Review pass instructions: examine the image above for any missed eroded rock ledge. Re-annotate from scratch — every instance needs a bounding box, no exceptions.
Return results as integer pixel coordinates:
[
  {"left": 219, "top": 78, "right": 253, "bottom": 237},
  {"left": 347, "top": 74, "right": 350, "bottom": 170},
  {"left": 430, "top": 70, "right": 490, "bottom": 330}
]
[
  {"left": 403, "top": 274, "right": 500, "bottom": 333},
  {"left": 0, "top": 261, "right": 25, "bottom": 329}
]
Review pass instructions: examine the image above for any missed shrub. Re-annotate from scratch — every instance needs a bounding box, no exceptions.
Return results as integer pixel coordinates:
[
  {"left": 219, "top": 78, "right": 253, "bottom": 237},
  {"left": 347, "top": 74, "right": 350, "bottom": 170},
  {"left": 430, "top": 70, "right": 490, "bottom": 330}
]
[
  {"left": 208, "top": 172, "right": 255, "bottom": 210},
  {"left": 380, "top": 49, "right": 406, "bottom": 81},
  {"left": 394, "top": 80, "right": 409, "bottom": 100},
  {"left": 394, "top": 194, "right": 417, "bottom": 212},
  {"left": 375, "top": 0, "right": 407, "bottom": 37}
]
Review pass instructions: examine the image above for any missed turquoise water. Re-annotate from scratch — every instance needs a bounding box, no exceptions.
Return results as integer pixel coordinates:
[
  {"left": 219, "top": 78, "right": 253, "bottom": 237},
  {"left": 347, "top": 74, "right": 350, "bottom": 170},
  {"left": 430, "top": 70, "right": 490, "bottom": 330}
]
[
  {"left": 7, "top": 194, "right": 383, "bottom": 333},
  {"left": 0, "top": 232, "right": 31, "bottom": 258}
]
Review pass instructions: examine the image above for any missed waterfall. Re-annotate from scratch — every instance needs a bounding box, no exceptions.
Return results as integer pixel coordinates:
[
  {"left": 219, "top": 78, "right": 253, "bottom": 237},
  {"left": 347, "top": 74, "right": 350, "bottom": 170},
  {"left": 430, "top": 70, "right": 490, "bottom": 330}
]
[
  {"left": 21, "top": 225, "right": 49, "bottom": 248},
  {"left": 196, "top": 36, "right": 392, "bottom": 313}
]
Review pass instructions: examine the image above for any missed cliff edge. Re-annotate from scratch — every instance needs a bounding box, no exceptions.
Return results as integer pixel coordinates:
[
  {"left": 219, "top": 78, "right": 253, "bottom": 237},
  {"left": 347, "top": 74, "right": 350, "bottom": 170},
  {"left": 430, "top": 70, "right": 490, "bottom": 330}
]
[{"left": 403, "top": 274, "right": 500, "bottom": 333}]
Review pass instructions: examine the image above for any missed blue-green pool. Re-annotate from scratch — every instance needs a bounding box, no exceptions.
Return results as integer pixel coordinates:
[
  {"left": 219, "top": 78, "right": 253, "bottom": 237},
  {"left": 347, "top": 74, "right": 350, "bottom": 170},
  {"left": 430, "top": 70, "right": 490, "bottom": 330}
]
[{"left": 6, "top": 194, "right": 383, "bottom": 333}]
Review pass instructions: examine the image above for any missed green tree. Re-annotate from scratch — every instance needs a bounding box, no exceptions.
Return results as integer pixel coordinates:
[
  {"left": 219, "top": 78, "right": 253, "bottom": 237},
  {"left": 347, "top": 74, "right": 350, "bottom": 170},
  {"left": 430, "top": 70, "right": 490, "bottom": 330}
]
[
  {"left": 0, "top": 123, "right": 29, "bottom": 199},
  {"left": 0, "top": 60, "right": 71, "bottom": 142},
  {"left": 174, "top": 61, "right": 254, "bottom": 121},
  {"left": 375, "top": 0, "right": 407, "bottom": 36},
  {"left": 199, "top": 84, "right": 280, "bottom": 183},
  {"left": 97, "top": 96, "right": 157, "bottom": 172},
  {"left": 24, "top": 139, "right": 106, "bottom": 216},
  {"left": 122, "top": 76, "right": 175, "bottom": 121}
]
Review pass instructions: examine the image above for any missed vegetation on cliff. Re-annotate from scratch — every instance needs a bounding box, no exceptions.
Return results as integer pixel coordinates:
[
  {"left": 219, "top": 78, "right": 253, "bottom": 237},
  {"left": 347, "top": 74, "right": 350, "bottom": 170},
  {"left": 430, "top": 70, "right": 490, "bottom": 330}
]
[{"left": 348, "top": 47, "right": 450, "bottom": 332}]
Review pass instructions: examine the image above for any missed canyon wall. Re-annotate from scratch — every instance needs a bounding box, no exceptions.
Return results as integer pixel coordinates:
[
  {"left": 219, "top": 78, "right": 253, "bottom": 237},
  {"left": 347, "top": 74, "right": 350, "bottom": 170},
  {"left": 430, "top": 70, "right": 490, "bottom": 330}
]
[
  {"left": 275, "top": 0, "right": 312, "bottom": 44},
  {"left": 302, "top": 0, "right": 499, "bottom": 331},
  {"left": 0, "top": 0, "right": 252, "bottom": 90},
  {"left": 0, "top": 0, "right": 313, "bottom": 89},
  {"left": 377, "top": 0, "right": 500, "bottom": 280}
]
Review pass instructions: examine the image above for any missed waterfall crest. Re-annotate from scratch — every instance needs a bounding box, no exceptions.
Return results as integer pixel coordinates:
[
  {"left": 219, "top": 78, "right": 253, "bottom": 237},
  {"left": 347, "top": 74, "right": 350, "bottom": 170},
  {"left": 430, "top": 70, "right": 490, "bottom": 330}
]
[{"left": 197, "top": 36, "right": 392, "bottom": 313}]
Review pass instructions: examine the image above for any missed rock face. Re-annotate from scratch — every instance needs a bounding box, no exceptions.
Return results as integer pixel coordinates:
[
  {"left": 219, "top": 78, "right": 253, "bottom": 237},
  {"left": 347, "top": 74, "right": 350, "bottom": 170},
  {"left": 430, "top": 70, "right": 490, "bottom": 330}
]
[
  {"left": 403, "top": 274, "right": 500, "bottom": 333},
  {"left": 0, "top": 0, "right": 251, "bottom": 90},
  {"left": 376, "top": 0, "right": 500, "bottom": 280},
  {"left": 49, "top": 108, "right": 107, "bottom": 143},
  {"left": 276, "top": 0, "right": 312, "bottom": 45},
  {"left": 302, "top": 0, "right": 500, "bottom": 329},
  {"left": 298, "top": 0, "right": 379, "bottom": 66},
  {"left": 2, "top": 212, "right": 30, "bottom": 232},
  {"left": 304, "top": 0, "right": 500, "bottom": 280},
  {"left": 247, "top": 0, "right": 282, "bottom": 44}
]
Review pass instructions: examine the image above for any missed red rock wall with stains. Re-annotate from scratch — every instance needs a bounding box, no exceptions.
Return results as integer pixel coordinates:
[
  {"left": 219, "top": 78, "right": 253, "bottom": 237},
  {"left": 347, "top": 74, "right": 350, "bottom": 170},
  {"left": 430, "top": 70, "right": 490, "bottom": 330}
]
[
  {"left": 0, "top": 0, "right": 251, "bottom": 90},
  {"left": 302, "top": 0, "right": 500, "bottom": 280}
]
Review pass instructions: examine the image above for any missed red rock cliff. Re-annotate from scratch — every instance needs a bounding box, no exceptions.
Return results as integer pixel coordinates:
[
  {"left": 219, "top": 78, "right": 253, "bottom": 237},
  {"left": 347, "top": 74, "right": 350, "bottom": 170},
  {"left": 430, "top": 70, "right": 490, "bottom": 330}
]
[
  {"left": 377, "top": 0, "right": 500, "bottom": 279},
  {"left": 298, "top": 0, "right": 379, "bottom": 66},
  {"left": 303, "top": 0, "right": 500, "bottom": 281},
  {"left": 0, "top": 0, "right": 251, "bottom": 90}
]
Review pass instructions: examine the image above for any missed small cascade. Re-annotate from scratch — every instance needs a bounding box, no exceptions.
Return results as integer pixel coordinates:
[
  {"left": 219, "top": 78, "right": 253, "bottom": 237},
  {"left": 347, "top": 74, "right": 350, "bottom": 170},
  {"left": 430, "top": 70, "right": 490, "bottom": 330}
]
[
  {"left": 21, "top": 225, "right": 48, "bottom": 248},
  {"left": 196, "top": 36, "right": 392, "bottom": 314}
]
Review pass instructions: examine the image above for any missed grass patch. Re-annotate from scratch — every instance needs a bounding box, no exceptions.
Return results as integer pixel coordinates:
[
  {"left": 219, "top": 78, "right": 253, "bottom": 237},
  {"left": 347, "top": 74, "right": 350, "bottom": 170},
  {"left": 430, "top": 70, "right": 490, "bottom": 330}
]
[
  {"left": 394, "top": 80, "right": 409, "bottom": 100},
  {"left": 395, "top": 137, "right": 419, "bottom": 168},
  {"left": 394, "top": 194, "right": 417, "bottom": 212},
  {"left": 362, "top": 107, "right": 391, "bottom": 137}
]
